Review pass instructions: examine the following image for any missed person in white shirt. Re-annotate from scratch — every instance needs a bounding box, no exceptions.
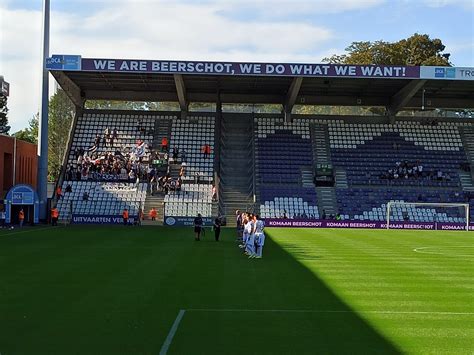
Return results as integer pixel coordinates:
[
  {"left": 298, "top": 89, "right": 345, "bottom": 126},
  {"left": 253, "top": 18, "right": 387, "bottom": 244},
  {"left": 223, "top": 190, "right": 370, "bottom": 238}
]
[
  {"left": 418, "top": 164, "right": 423, "bottom": 175},
  {"left": 254, "top": 215, "right": 265, "bottom": 259},
  {"left": 245, "top": 214, "right": 256, "bottom": 258},
  {"left": 241, "top": 215, "right": 250, "bottom": 251}
]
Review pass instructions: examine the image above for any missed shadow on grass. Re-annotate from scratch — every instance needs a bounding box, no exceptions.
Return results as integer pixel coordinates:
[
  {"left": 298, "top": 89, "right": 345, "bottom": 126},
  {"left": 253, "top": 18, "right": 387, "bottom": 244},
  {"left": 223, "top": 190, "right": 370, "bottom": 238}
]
[
  {"left": 0, "top": 226, "right": 402, "bottom": 354},
  {"left": 169, "top": 228, "right": 402, "bottom": 354}
]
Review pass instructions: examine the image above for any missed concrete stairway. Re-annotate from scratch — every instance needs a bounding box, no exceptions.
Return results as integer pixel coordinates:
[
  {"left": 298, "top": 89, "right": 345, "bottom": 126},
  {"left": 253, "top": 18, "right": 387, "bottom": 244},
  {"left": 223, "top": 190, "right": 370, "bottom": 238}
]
[
  {"left": 301, "top": 167, "right": 314, "bottom": 187},
  {"left": 460, "top": 126, "right": 474, "bottom": 181},
  {"left": 311, "top": 123, "right": 331, "bottom": 165},
  {"left": 152, "top": 117, "right": 172, "bottom": 151},
  {"left": 168, "top": 163, "right": 181, "bottom": 179},
  {"left": 311, "top": 123, "right": 339, "bottom": 215},
  {"left": 334, "top": 168, "right": 348, "bottom": 188},
  {"left": 219, "top": 114, "right": 254, "bottom": 226},
  {"left": 316, "top": 187, "right": 338, "bottom": 216},
  {"left": 459, "top": 170, "right": 474, "bottom": 192},
  {"left": 141, "top": 193, "right": 165, "bottom": 225}
]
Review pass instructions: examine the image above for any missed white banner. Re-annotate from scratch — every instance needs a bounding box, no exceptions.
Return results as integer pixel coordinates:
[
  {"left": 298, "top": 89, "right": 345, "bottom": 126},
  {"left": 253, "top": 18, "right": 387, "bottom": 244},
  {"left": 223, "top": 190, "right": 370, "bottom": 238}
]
[{"left": 420, "top": 66, "right": 474, "bottom": 81}]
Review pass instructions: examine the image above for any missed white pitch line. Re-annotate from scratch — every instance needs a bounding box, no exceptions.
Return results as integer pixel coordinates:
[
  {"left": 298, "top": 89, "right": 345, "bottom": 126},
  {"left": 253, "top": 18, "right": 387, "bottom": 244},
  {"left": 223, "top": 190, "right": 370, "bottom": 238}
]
[
  {"left": 413, "top": 246, "right": 474, "bottom": 257},
  {"left": 159, "top": 309, "right": 186, "bottom": 355},
  {"left": 0, "top": 226, "right": 56, "bottom": 237},
  {"left": 186, "top": 308, "right": 474, "bottom": 316}
]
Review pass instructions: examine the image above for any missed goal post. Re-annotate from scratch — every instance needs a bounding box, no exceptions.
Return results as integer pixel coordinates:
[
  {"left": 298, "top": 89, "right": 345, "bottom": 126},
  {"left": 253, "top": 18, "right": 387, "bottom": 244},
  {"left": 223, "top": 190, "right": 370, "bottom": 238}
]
[{"left": 386, "top": 201, "right": 470, "bottom": 231}]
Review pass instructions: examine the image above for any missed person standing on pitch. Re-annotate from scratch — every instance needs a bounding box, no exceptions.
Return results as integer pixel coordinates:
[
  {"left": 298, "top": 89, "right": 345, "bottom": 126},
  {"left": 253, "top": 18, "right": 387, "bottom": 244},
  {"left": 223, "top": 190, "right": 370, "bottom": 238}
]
[
  {"left": 0, "top": 208, "right": 5, "bottom": 228},
  {"left": 213, "top": 216, "right": 221, "bottom": 241},
  {"left": 149, "top": 207, "right": 157, "bottom": 221},
  {"left": 51, "top": 206, "right": 59, "bottom": 226},
  {"left": 19, "top": 209, "right": 25, "bottom": 228},
  {"left": 255, "top": 215, "right": 265, "bottom": 259},
  {"left": 240, "top": 215, "right": 249, "bottom": 250},
  {"left": 138, "top": 208, "right": 144, "bottom": 226},
  {"left": 236, "top": 210, "right": 243, "bottom": 243},
  {"left": 245, "top": 214, "right": 256, "bottom": 258},
  {"left": 194, "top": 213, "right": 203, "bottom": 241},
  {"left": 122, "top": 208, "right": 129, "bottom": 226}
]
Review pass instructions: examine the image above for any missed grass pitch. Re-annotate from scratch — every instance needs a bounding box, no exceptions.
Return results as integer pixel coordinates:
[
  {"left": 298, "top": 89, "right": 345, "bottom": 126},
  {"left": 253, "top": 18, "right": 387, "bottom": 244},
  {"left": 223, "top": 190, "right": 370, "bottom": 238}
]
[{"left": 0, "top": 226, "right": 472, "bottom": 354}]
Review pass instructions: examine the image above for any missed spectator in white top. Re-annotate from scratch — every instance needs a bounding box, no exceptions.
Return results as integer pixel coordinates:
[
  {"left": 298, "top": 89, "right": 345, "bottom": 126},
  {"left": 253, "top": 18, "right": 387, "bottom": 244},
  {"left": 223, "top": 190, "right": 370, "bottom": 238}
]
[
  {"left": 418, "top": 164, "right": 423, "bottom": 176},
  {"left": 437, "top": 170, "right": 443, "bottom": 180},
  {"left": 212, "top": 184, "right": 217, "bottom": 201}
]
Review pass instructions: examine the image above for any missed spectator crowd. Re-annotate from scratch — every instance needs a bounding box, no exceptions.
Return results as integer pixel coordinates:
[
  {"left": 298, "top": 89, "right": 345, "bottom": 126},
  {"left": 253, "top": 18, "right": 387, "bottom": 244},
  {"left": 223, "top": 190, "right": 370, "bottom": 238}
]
[{"left": 380, "top": 160, "right": 452, "bottom": 182}]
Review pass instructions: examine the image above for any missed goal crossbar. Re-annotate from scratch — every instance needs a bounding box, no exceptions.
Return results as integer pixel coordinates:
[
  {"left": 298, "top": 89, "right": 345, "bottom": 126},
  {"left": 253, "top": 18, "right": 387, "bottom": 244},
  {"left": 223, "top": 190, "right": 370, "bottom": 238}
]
[{"left": 386, "top": 201, "right": 470, "bottom": 231}]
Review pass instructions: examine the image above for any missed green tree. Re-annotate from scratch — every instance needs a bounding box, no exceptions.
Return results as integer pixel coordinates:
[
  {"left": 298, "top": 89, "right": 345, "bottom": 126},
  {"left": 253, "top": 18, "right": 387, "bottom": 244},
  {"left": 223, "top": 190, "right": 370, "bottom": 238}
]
[
  {"left": 295, "top": 105, "right": 385, "bottom": 116},
  {"left": 85, "top": 100, "right": 152, "bottom": 110},
  {"left": 0, "top": 94, "right": 10, "bottom": 134},
  {"left": 324, "top": 33, "right": 451, "bottom": 66},
  {"left": 13, "top": 113, "right": 39, "bottom": 144},
  {"left": 86, "top": 100, "right": 182, "bottom": 111},
  {"left": 48, "top": 89, "right": 75, "bottom": 181},
  {"left": 14, "top": 89, "right": 74, "bottom": 181}
]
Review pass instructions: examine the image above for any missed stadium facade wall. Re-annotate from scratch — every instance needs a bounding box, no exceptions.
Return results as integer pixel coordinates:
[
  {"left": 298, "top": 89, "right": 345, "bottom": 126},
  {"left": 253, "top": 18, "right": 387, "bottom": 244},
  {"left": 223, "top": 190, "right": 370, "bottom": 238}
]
[{"left": 0, "top": 135, "right": 37, "bottom": 197}]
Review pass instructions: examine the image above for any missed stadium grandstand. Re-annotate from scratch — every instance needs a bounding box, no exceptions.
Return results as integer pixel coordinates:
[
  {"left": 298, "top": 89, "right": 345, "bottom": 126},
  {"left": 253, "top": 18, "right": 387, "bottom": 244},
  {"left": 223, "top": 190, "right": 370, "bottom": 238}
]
[{"left": 45, "top": 56, "right": 474, "bottom": 228}]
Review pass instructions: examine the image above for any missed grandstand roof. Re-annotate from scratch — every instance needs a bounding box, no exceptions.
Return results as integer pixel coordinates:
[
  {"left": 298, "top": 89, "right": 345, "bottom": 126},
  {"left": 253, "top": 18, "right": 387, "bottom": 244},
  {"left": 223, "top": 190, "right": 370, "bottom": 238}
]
[{"left": 47, "top": 56, "right": 474, "bottom": 114}]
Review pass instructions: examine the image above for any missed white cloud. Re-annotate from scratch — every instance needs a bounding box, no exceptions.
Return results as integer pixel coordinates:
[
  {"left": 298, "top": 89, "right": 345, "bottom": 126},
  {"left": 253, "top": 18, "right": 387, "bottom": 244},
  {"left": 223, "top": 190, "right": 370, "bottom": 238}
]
[
  {"left": 420, "top": 0, "right": 474, "bottom": 8},
  {"left": 2, "top": 0, "right": 473, "bottom": 133},
  {"left": 57, "top": 2, "right": 333, "bottom": 58},
  {"left": 0, "top": 1, "right": 342, "bottom": 131},
  {"left": 0, "top": 7, "right": 43, "bottom": 132},
  {"left": 193, "top": 0, "right": 386, "bottom": 16}
]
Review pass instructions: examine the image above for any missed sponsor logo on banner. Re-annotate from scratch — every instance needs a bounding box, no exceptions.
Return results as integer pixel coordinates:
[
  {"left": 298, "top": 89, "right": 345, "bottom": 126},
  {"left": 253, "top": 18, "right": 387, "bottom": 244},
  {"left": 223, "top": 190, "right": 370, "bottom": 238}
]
[
  {"left": 264, "top": 219, "right": 474, "bottom": 231},
  {"left": 46, "top": 55, "right": 81, "bottom": 70},
  {"left": 420, "top": 66, "right": 474, "bottom": 81},
  {"left": 11, "top": 191, "right": 33, "bottom": 205},
  {"left": 446, "top": 68, "right": 456, "bottom": 78},
  {"left": 435, "top": 68, "right": 446, "bottom": 78},
  {"left": 72, "top": 215, "right": 136, "bottom": 224},
  {"left": 458, "top": 68, "right": 474, "bottom": 78},
  {"left": 164, "top": 216, "right": 213, "bottom": 227},
  {"left": 435, "top": 67, "right": 456, "bottom": 78},
  {"left": 165, "top": 217, "right": 176, "bottom": 226}
]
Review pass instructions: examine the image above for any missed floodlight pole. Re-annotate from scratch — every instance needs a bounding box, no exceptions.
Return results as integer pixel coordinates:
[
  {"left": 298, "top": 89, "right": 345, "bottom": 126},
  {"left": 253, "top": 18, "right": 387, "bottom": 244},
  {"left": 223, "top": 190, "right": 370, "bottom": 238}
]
[{"left": 38, "top": 0, "right": 50, "bottom": 220}]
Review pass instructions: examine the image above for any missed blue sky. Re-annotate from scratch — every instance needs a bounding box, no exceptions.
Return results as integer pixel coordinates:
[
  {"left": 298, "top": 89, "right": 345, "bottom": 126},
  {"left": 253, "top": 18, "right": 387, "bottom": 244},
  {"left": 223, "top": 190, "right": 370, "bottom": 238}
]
[{"left": 0, "top": 0, "right": 473, "bottom": 132}]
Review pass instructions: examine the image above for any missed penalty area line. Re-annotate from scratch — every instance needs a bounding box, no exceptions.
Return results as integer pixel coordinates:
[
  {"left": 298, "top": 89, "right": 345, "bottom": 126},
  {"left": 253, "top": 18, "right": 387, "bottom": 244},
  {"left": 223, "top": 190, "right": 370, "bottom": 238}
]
[{"left": 159, "top": 309, "right": 186, "bottom": 355}]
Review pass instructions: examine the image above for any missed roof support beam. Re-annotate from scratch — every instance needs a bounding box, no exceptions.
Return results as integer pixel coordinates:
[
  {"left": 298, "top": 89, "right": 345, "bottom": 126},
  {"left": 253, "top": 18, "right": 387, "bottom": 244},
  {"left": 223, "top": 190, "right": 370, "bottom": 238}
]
[
  {"left": 387, "top": 79, "right": 427, "bottom": 122},
  {"left": 283, "top": 77, "right": 303, "bottom": 122},
  {"left": 174, "top": 74, "right": 188, "bottom": 119},
  {"left": 51, "top": 71, "right": 84, "bottom": 108}
]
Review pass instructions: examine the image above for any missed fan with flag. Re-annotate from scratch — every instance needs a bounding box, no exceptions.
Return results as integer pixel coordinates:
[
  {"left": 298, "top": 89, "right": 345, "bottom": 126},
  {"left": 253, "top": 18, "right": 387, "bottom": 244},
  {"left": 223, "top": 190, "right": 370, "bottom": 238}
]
[{"left": 135, "top": 140, "right": 146, "bottom": 157}]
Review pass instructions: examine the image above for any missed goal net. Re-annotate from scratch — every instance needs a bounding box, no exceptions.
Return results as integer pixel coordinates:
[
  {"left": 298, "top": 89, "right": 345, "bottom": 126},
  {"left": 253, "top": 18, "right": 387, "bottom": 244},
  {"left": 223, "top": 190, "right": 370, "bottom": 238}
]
[{"left": 386, "top": 201, "right": 470, "bottom": 231}]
